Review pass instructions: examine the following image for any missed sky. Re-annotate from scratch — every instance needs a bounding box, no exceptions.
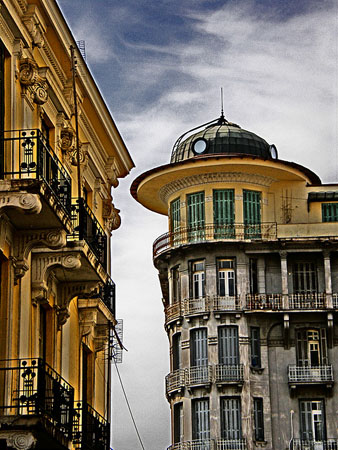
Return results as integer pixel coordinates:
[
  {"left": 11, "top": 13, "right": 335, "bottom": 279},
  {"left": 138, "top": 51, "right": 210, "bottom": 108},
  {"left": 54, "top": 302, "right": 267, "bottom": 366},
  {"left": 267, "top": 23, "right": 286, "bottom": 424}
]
[{"left": 56, "top": 1, "right": 338, "bottom": 449}]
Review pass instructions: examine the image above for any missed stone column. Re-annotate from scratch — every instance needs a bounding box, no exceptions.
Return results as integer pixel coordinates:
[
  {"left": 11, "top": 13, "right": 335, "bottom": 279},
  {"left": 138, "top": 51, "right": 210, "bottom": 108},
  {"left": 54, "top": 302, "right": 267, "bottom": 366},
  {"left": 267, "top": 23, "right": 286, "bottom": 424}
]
[
  {"left": 280, "top": 251, "right": 289, "bottom": 309},
  {"left": 323, "top": 250, "right": 333, "bottom": 308}
]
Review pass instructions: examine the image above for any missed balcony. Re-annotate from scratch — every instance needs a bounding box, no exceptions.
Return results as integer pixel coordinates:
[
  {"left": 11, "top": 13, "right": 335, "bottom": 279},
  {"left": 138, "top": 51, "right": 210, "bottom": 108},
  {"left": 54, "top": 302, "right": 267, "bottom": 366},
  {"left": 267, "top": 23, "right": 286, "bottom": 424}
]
[
  {"left": 186, "top": 366, "right": 212, "bottom": 388},
  {"left": 0, "top": 358, "right": 74, "bottom": 448},
  {"left": 246, "top": 294, "right": 282, "bottom": 311},
  {"left": 98, "top": 275, "right": 116, "bottom": 316},
  {"left": 165, "top": 369, "right": 185, "bottom": 395},
  {"left": 69, "top": 198, "right": 107, "bottom": 270},
  {"left": 332, "top": 293, "right": 338, "bottom": 309},
  {"left": 215, "top": 364, "right": 244, "bottom": 385},
  {"left": 289, "top": 293, "right": 326, "bottom": 309},
  {"left": 288, "top": 365, "right": 334, "bottom": 387},
  {"left": 165, "top": 296, "right": 239, "bottom": 326},
  {"left": 73, "top": 401, "right": 110, "bottom": 450},
  {"left": 291, "top": 439, "right": 338, "bottom": 450},
  {"left": 216, "top": 439, "right": 247, "bottom": 450},
  {"left": 0, "top": 129, "right": 72, "bottom": 227},
  {"left": 168, "top": 440, "right": 247, "bottom": 450},
  {"left": 153, "top": 223, "right": 277, "bottom": 257}
]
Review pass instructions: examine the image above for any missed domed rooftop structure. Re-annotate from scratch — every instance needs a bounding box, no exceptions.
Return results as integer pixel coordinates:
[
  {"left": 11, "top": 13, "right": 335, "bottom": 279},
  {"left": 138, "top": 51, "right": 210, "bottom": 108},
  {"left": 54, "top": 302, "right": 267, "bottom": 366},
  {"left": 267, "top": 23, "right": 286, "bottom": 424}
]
[{"left": 170, "top": 113, "right": 277, "bottom": 163}]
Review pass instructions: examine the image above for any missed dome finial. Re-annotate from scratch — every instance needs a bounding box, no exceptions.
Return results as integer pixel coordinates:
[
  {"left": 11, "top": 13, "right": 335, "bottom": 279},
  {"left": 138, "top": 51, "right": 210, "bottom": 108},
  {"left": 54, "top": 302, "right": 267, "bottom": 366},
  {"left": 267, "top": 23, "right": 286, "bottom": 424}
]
[{"left": 220, "top": 87, "right": 224, "bottom": 118}]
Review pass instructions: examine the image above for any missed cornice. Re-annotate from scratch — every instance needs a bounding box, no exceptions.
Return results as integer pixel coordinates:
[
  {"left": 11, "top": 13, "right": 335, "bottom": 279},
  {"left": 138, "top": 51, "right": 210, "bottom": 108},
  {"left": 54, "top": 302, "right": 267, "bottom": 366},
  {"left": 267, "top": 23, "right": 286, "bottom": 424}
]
[{"left": 159, "top": 172, "right": 276, "bottom": 203}]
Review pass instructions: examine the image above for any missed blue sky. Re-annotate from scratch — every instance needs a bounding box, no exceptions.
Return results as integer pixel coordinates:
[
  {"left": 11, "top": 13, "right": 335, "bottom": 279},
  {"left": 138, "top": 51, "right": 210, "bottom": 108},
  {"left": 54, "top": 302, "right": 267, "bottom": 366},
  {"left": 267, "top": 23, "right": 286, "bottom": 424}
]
[{"left": 56, "top": 1, "right": 337, "bottom": 450}]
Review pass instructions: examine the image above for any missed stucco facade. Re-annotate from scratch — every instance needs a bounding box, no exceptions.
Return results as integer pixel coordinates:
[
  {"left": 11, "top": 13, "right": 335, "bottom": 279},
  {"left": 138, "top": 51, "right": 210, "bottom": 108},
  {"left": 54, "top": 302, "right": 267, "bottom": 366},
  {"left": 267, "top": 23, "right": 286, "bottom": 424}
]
[
  {"left": 0, "top": 1, "right": 134, "bottom": 449},
  {"left": 132, "top": 114, "right": 338, "bottom": 450}
]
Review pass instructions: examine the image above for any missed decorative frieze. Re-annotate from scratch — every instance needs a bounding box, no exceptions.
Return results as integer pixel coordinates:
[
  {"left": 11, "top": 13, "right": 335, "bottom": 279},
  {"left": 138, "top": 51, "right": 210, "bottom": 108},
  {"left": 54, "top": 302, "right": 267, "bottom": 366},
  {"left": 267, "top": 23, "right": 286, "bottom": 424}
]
[{"left": 159, "top": 172, "right": 276, "bottom": 203}]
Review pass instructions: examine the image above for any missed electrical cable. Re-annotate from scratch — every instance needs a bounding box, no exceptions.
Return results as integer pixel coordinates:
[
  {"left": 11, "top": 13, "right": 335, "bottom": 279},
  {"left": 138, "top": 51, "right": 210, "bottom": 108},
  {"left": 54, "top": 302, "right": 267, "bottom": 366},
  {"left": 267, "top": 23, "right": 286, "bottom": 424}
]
[{"left": 113, "top": 358, "right": 146, "bottom": 450}]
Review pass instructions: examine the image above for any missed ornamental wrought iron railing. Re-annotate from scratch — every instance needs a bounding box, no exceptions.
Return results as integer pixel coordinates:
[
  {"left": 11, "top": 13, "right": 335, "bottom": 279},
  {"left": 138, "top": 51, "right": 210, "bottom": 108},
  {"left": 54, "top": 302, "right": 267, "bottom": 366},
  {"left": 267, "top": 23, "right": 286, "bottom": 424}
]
[
  {"left": 168, "top": 440, "right": 247, "bottom": 450},
  {"left": 215, "top": 364, "right": 244, "bottom": 384},
  {"left": 246, "top": 293, "right": 327, "bottom": 311},
  {"left": 288, "top": 365, "right": 334, "bottom": 384},
  {"left": 333, "top": 293, "right": 338, "bottom": 309},
  {"left": 246, "top": 294, "right": 283, "bottom": 310},
  {"left": 69, "top": 198, "right": 107, "bottom": 269},
  {"left": 291, "top": 439, "right": 338, "bottom": 450},
  {"left": 153, "top": 223, "right": 277, "bottom": 257},
  {"left": 216, "top": 439, "right": 247, "bottom": 450},
  {"left": 0, "top": 358, "right": 74, "bottom": 438},
  {"left": 100, "top": 275, "right": 116, "bottom": 315},
  {"left": 166, "top": 368, "right": 186, "bottom": 395},
  {"left": 0, "top": 129, "right": 72, "bottom": 215},
  {"left": 186, "top": 366, "right": 213, "bottom": 387},
  {"left": 165, "top": 296, "right": 239, "bottom": 325},
  {"left": 73, "top": 401, "right": 110, "bottom": 450}
]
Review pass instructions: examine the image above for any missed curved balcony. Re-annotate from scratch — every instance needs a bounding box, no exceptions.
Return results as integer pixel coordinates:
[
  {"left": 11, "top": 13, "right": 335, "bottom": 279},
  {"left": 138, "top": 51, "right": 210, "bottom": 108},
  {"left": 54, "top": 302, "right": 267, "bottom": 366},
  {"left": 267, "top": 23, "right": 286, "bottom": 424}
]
[
  {"left": 246, "top": 293, "right": 328, "bottom": 311},
  {"left": 166, "top": 369, "right": 185, "bottom": 395},
  {"left": 288, "top": 365, "right": 334, "bottom": 387},
  {"left": 186, "top": 366, "right": 213, "bottom": 388},
  {"left": 291, "top": 439, "right": 338, "bottom": 450},
  {"left": 165, "top": 296, "right": 240, "bottom": 326},
  {"left": 153, "top": 223, "right": 277, "bottom": 258}
]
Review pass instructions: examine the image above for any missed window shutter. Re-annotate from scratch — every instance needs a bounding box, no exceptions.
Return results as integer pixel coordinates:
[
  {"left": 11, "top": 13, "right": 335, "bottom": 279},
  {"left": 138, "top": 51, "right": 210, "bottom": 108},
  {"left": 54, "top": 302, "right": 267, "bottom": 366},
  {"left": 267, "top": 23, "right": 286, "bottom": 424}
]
[
  {"left": 243, "top": 190, "right": 261, "bottom": 237},
  {"left": 192, "top": 399, "right": 210, "bottom": 440},
  {"left": 191, "top": 328, "right": 208, "bottom": 367},
  {"left": 253, "top": 398, "right": 264, "bottom": 441},
  {"left": 187, "top": 192, "right": 205, "bottom": 241},
  {"left": 250, "top": 327, "right": 261, "bottom": 368},
  {"left": 322, "top": 203, "right": 338, "bottom": 222},
  {"left": 171, "top": 198, "right": 181, "bottom": 233},
  {"left": 221, "top": 397, "right": 242, "bottom": 440},
  {"left": 218, "top": 326, "right": 239, "bottom": 365}
]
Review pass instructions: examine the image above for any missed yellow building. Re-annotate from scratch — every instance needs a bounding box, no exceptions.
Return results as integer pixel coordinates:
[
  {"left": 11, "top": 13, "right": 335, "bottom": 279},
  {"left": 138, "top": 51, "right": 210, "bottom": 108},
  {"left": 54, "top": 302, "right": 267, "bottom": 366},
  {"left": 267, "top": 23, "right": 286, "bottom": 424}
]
[
  {"left": 132, "top": 113, "right": 338, "bottom": 450},
  {"left": 0, "top": 1, "right": 133, "bottom": 449}
]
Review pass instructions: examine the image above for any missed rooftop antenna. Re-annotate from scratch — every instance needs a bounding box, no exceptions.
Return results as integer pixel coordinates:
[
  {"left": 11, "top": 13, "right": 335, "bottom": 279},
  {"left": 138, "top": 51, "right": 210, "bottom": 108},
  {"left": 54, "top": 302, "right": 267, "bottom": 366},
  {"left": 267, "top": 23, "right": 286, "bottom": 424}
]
[
  {"left": 70, "top": 45, "right": 81, "bottom": 200},
  {"left": 76, "top": 40, "right": 86, "bottom": 60}
]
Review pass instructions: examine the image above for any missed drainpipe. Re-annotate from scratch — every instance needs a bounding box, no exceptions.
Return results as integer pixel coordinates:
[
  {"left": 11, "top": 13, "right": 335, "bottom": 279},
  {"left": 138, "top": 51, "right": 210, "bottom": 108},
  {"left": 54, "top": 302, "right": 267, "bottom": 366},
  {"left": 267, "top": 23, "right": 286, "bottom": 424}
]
[{"left": 289, "top": 410, "right": 294, "bottom": 450}]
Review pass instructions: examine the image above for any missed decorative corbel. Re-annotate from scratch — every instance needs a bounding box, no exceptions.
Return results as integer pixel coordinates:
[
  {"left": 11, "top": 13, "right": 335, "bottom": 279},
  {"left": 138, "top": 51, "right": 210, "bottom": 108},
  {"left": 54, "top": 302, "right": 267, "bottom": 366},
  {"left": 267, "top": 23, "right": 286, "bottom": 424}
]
[
  {"left": 19, "top": 58, "right": 49, "bottom": 105},
  {"left": 22, "top": 4, "right": 46, "bottom": 48},
  {"left": 0, "top": 192, "right": 42, "bottom": 217},
  {"left": 0, "top": 431, "right": 37, "bottom": 450},
  {"left": 105, "top": 157, "right": 119, "bottom": 187},
  {"left": 102, "top": 199, "right": 121, "bottom": 233},
  {"left": 60, "top": 127, "right": 74, "bottom": 153}
]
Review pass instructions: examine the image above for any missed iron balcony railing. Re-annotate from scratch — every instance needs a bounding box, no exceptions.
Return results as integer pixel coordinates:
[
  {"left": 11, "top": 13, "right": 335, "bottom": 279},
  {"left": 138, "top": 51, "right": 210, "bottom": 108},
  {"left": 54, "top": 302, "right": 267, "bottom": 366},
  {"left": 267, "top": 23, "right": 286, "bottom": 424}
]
[
  {"left": 0, "top": 129, "right": 72, "bottom": 215},
  {"left": 216, "top": 439, "right": 247, "bottom": 450},
  {"left": 333, "top": 294, "right": 338, "bottom": 309},
  {"left": 288, "top": 293, "right": 326, "bottom": 309},
  {"left": 166, "top": 364, "right": 243, "bottom": 395},
  {"left": 153, "top": 223, "right": 277, "bottom": 257},
  {"left": 246, "top": 294, "right": 282, "bottom": 310},
  {"left": 291, "top": 439, "right": 338, "bottom": 450},
  {"left": 168, "top": 440, "right": 247, "bottom": 450},
  {"left": 73, "top": 401, "right": 110, "bottom": 450},
  {"left": 288, "top": 365, "right": 334, "bottom": 384},
  {"left": 100, "top": 275, "right": 116, "bottom": 315},
  {"left": 165, "top": 296, "right": 239, "bottom": 325},
  {"left": 215, "top": 364, "right": 244, "bottom": 384},
  {"left": 69, "top": 198, "right": 107, "bottom": 269},
  {"left": 0, "top": 358, "right": 74, "bottom": 439}
]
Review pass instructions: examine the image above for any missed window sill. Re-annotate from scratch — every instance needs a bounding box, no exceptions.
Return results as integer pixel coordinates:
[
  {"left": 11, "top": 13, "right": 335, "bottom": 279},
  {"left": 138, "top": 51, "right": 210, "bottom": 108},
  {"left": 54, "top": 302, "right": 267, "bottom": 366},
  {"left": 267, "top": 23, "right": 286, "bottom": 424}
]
[{"left": 250, "top": 366, "right": 264, "bottom": 374}]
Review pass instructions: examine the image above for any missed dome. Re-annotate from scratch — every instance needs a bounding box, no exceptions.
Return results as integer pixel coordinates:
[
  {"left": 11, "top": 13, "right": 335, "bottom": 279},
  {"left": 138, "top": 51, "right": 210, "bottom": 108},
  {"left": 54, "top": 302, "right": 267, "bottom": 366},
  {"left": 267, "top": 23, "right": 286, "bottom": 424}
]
[{"left": 170, "top": 114, "right": 276, "bottom": 163}]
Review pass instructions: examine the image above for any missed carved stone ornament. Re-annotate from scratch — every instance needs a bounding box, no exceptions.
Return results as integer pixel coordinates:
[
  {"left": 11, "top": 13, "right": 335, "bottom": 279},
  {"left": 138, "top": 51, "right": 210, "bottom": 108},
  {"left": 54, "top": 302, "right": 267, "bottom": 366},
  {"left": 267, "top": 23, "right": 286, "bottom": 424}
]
[
  {"left": 60, "top": 128, "right": 74, "bottom": 152},
  {"left": 22, "top": 4, "right": 46, "bottom": 48},
  {"left": 105, "top": 157, "right": 119, "bottom": 187},
  {"left": 19, "top": 58, "right": 49, "bottom": 105},
  {"left": 102, "top": 199, "right": 121, "bottom": 232},
  {"left": 0, "top": 192, "right": 42, "bottom": 215},
  {"left": 0, "top": 431, "right": 37, "bottom": 449}
]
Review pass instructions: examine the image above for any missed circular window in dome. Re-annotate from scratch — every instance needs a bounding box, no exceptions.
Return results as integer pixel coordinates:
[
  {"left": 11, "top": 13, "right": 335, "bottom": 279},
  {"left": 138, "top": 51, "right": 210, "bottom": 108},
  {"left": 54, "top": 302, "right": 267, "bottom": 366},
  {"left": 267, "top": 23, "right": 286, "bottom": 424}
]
[{"left": 192, "top": 138, "right": 207, "bottom": 155}]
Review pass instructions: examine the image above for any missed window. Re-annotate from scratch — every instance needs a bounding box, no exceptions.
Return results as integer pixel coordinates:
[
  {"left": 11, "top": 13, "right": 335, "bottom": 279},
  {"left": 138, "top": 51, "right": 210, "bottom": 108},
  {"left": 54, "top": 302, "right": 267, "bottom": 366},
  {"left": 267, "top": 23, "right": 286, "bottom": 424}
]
[
  {"left": 191, "top": 328, "right": 208, "bottom": 367},
  {"left": 221, "top": 397, "right": 242, "bottom": 440},
  {"left": 250, "top": 327, "right": 261, "bottom": 368},
  {"left": 192, "top": 399, "right": 210, "bottom": 441},
  {"left": 293, "top": 262, "right": 317, "bottom": 294},
  {"left": 171, "top": 266, "right": 180, "bottom": 303},
  {"left": 253, "top": 398, "right": 264, "bottom": 441},
  {"left": 173, "top": 402, "right": 184, "bottom": 444},
  {"left": 170, "top": 198, "right": 181, "bottom": 233},
  {"left": 249, "top": 258, "right": 258, "bottom": 295},
  {"left": 218, "top": 326, "right": 239, "bottom": 365},
  {"left": 217, "top": 259, "right": 235, "bottom": 297},
  {"left": 0, "top": 41, "right": 5, "bottom": 176},
  {"left": 243, "top": 190, "right": 261, "bottom": 238},
  {"left": 187, "top": 192, "right": 205, "bottom": 241},
  {"left": 300, "top": 400, "right": 326, "bottom": 442},
  {"left": 191, "top": 260, "right": 205, "bottom": 299},
  {"left": 322, "top": 203, "right": 338, "bottom": 222},
  {"left": 213, "top": 189, "right": 235, "bottom": 238},
  {"left": 172, "top": 333, "right": 181, "bottom": 371},
  {"left": 296, "top": 329, "right": 328, "bottom": 366}
]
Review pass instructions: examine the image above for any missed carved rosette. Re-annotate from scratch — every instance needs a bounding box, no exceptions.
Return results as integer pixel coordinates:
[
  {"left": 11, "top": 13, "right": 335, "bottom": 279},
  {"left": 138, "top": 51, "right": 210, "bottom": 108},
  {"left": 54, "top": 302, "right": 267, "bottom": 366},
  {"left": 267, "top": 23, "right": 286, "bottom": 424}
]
[
  {"left": 0, "top": 431, "right": 37, "bottom": 449},
  {"left": 102, "top": 199, "right": 121, "bottom": 232},
  {"left": 19, "top": 58, "right": 48, "bottom": 105}
]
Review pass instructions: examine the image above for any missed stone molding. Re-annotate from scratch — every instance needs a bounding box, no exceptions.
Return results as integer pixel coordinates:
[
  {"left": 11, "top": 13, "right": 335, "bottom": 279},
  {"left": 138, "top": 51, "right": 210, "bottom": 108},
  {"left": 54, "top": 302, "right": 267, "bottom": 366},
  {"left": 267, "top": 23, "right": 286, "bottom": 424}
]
[
  {"left": 0, "top": 431, "right": 37, "bottom": 449},
  {"left": 13, "top": 229, "right": 67, "bottom": 283},
  {"left": 19, "top": 58, "right": 49, "bottom": 105},
  {"left": 159, "top": 172, "right": 276, "bottom": 204},
  {"left": 0, "top": 192, "right": 42, "bottom": 215}
]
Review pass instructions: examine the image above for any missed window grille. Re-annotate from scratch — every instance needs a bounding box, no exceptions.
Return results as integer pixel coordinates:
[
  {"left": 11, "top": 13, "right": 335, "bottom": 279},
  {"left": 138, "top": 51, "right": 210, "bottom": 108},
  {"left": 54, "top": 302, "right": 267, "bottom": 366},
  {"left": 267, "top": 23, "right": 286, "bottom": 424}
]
[
  {"left": 253, "top": 398, "right": 264, "bottom": 441},
  {"left": 322, "top": 203, "right": 338, "bottom": 222}
]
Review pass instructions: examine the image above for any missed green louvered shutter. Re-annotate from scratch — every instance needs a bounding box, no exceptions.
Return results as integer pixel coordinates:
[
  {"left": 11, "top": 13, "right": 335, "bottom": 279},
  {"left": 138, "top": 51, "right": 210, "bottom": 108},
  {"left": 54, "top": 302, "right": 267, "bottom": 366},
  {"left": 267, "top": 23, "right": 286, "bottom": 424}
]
[
  {"left": 243, "top": 190, "right": 261, "bottom": 238},
  {"left": 170, "top": 198, "right": 181, "bottom": 246},
  {"left": 187, "top": 192, "right": 205, "bottom": 241},
  {"left": 213, "top": 189, "right": 235, "bottom": 238},
  {"left": 322, "top": 203, "right": 338, "bottom": 222}
]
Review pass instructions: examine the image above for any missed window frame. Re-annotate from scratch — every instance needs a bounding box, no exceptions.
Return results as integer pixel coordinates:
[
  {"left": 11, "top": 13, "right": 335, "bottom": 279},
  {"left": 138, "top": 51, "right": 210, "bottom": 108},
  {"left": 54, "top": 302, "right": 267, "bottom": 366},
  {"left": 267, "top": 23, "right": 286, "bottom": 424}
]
[
  {"left": 253, "top": 398, "right": 264, "bottom": 441},
  {"left": 171, "top": 265, "right": 180, "bottom": 303},
  {"left": 190, "top": 327, "right": 208, "bottom": 367},
  {"left": 172, "top": 332, "right": 181, "bottom": 371},
  {"left": 170, "top": 197, "right": 181, "bottom": 233},
  {"left": 213, "top": 189, "right": 235, "bottom": 238},
  {"left": 220, "top": 396, "right": 242, "bottom": 440},
  {"left": 190, "top": 259, "right": 206, "bottom": 299},
  {"left": 250, "top": 327, "right": 261, "bottom": 368},
  {"left": 218, "top": 325, "right": 239, "bottom": 366},
  {"left": 187, "top": 191, "right": 205, "bottom": 241},
  {"left": 217, "top": 258, "right": 236, "bottom": 297},
  {"left": 173, "top": 402, "right": 184, "bottom": 444},
  {"left": 322, "top": 202, "right": 338, "bottom": 222},
  {"left": 192, "top": 398, "right": 210, "bottom": 441},
  {"left": 243, "top": 189, "right": 261, "bottom": 238}
]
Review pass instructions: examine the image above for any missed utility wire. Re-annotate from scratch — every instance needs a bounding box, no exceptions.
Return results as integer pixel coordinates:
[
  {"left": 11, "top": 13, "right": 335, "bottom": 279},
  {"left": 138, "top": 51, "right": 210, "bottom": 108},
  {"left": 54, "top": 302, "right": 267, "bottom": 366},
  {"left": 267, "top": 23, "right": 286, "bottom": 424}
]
[{"left": 113, "top": 358, "right": 146, "bottom": 450}]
